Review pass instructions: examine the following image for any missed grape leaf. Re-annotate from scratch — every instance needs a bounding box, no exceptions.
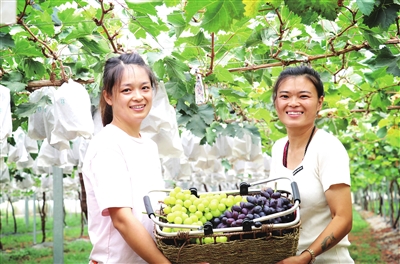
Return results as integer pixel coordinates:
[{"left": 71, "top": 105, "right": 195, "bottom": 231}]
[
  {"left": 186, "top": 115, "right": 207, "bottom": 137},
  {"left": 363, "top": 1, "right": 400, "bottom": 29},
  {"left": 167, "top": 11, "right": 186, "bottom": 38},
  {"left": 125, "top": 1, "right": 162, "bottom": 16},
  {"left": 195, "top": 0, "right": 245, "bottom": 33},
  {"left": 374, "top": 47, "right": 400, "bottom": 76},
  {"left": 356, "top": 0, "right": 376, "bottom": 15},
  {"left": 243, "top": 0, "right": 263, "bottom": 17}
]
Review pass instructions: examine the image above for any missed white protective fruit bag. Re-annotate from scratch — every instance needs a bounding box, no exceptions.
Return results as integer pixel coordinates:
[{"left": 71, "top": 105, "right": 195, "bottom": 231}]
[
  {"left": 0, "top": 84, "right": 12, "bottom": 141},
  {"left": 50, "top": 80, "right": 94, "bottom": 150},
  {"left": 140, "top": 82, "right": 183, "bottom": 158},
  {"left": 28, "top": 86, "right": 56, "bottom": 140},
  {"left": 0, "top": 158, "right": 10, "bottom": 183}
]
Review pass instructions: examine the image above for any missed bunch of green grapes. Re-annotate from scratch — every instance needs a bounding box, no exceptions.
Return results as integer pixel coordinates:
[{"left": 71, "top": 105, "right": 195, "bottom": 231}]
[{"left": 161, "top": 187, "right": 244, "bottom": 232}]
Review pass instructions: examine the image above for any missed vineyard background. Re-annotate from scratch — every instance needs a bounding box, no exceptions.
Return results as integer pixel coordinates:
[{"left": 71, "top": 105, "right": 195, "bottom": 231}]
[{"left": 0, "top": 0, "right": 399, "bottom": 262}]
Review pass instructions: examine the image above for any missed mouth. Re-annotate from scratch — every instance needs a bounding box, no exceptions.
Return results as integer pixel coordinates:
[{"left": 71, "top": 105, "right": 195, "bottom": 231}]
[
  {"left": 286, "top": 111, "right": 303, "bottom": 115},
  {"left": 130, "top": 105, "right": 145, "bottom": 110}
]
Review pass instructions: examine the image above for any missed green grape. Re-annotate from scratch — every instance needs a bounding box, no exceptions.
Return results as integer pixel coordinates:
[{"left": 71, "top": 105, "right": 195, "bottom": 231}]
[
  {"left": 184, "top": 193, "right": 191, "bottom": 200},
  {"left": 171, "top": 204, "right": 182, "bottom": 212},
  {"left": 183, "top": 199, "right": 192, "bottom": 208},
  {"left": 163, "top": 206, "right": 171, "bottom": 214},
  {"left": 164, "top": 196, "right": 172, "bottom": 205},
  {"left": 209, "top": 200, "right": 218, "bottom": 210},
  {"left": 197, "top": 203, "right": 205, "bottom": 212},
  {"left": 174, "top": 216, "right": 183, "bottom": 224},
  {"left": 181, "top": 213, "right": 189, "bottom": 221},
  {"left": 193, "top": 199, "right": 201, "bottom": 206},
  {"left": 205, "top": 212, "right": 213, "bottom": 220},
  {"left": 200, "top": 216, "right": 207, "bottom": 224},
  {"left": 190, "top": 215, "right": 199, "bottom": 223},
  {"left": 167, "top": 212, "right": 176, "bottom": 223},
  {"left": 163, "top": 227, "right": 172, "bottom": 233},
  {"left": 225, "top": 197, "right": 234, "bottom": 207},
  {"left": 202, "top": 199, "right": 210, "bottom": 207},
  {"left": 216, "top": 236, "right": 227, "bottom": 243},
  {"left": 234, "top": 195, "right": 242, "bottom": 203},
  {"left": 176, "top": 192, "right": 185, "bottom": 200},
  {"left": 183, "top": 217, "right": 193, "bottom": 225},
  {"left": 174, "top": 186, "right": 182, "bottom": 193},
  {"left": 188, "top": 204, "right": 197, "bottom": 213},
  {"left": 204, "top": 237, "right": 213, "bottom": 244},
  {"left": 195, "top": 211, "right": 203, "bottom": 219},
  {"left": 211, "top": 209, "right": 221, "bottom": 217},
  {"left": 190, "top": 194, "right": 198, "bottom": 202},
  {"left": 217, "top": 203, "right": 226, "bottom": 212}
]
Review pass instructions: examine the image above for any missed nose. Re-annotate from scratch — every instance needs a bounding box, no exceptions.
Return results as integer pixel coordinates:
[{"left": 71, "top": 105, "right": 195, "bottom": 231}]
[
  {"left": 288, "top": 96, "right": 299, "bottom": 107},
  {"left": 131, "top": 89, "right": 143, "bottom": 101}
]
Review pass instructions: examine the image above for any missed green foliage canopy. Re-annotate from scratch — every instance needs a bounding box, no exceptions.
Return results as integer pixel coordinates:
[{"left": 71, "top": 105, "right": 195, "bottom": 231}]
[{"left": 0, "top": 0, "right": 399, "bottom": 190}]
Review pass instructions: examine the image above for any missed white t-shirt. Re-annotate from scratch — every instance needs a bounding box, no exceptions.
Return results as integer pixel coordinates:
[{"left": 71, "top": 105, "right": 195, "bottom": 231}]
[
  {"left": 270, "top": 129, "right": 354, "bottom": 263},
  {"left": 82, "top": 124, "right": 165, "bottom": 264}
]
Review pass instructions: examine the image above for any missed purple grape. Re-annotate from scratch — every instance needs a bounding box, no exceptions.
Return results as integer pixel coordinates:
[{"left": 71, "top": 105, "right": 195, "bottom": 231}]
[
  {"left": 271, "top": 192, "right": 281, "bottom": 199},
  {"left": 269, "top": 198, "right": 277, "bottom": 208},
  {"left": 226, "top": 218, "right": 235, "bottom": 225},
  {"left": 232, "top": 205, "right": 242, "bottom": 212},
  {"left": 238, "top": 213, "right": 246, "bottom": 219},
  {"left": 246, "top": 196, "right": 257, "bottom": 204},
  {"left": 243, "top": 202, "right": 255, "bottom": 209},
  {"left": 241, "top": 208, "right": 249, "bottom": 215},
  {"left": 265, "top": 187, "right": 274, "bottom": 195},
  {"left": 277, "top": 198, "right": 284, "bottom": 208},
  {"left": 236, "top": 219, "right": 243, "bottom": 226},
  {"left": 254, "top": 221, "right": 262, "bottom": 227},
  {"left": 225, "top": 211, "right": 233, "bottom": 218},
  {"left": 258, "top": 196, "right": 267, "bottom": 205},
  {"left": 221, "top": 217, "right": 227, "bottom": 224},
  {"left": 217, "top": 223, "right": 227, "bottom": 228},
  {"left": 260, "top": 191, "right": 270, "bottom": 199},
  {"left": 253, "top": 205, "right": 262, "bottom": 214},
  {"left": 232, "top": 211, "right": 239, "bottom": 220},
  {"left": 245, "top": 213, "right": 254, "bottom": 220}
]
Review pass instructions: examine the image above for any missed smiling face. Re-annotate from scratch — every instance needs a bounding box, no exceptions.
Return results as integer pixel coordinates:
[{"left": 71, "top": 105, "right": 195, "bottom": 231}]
[
  {"left": 103, "top": 64, "right": 153, "bottom": 137},
  {"left": 274, "top": 76, "right": 323, "bottom": 130}
]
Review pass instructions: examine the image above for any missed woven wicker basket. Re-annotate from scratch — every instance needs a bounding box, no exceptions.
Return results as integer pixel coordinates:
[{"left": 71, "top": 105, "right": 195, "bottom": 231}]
[{"left": 154, "top": 221, "right": 300, "bottom": 264}]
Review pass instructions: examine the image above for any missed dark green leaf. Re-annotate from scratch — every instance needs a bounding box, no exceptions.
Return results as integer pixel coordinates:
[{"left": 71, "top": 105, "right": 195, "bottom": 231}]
[
  {"left": 356, "top": 0, "right": 376, "bottom": 15},
  {"left": 363, "top": 1, "right": 400, "bottom": 29}
]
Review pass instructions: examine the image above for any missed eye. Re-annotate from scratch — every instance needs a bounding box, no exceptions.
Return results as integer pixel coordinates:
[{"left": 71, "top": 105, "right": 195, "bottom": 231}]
[
  {"left": 142, "top": 85, "right": 151, "bottom": 90},
  {"left": 279, "top": 94, "right": 289, "bottom": 99},
  {"left": 122, "top": 88, "right": 131, "bottom": 93}
]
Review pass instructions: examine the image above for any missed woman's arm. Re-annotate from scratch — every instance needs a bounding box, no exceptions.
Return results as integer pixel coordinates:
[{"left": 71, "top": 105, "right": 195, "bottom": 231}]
[
  {"left": 109, "top": 207, "right": 171, "bottom": 264},
  {"left": 277, "top": 183, "right": 353, "bottom": 264}
]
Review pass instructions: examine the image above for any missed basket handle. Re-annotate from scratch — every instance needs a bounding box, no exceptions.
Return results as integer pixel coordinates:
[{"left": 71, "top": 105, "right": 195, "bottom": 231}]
[
  {"left": 291, "top": 182, "right": 301, "bottom": 204},
  {"left": 143, "top": 195, "right": 155, "bottom": 219}
]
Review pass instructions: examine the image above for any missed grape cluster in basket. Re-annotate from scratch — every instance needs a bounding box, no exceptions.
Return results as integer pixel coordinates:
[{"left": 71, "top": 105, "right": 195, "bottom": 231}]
[
  {"left": 160, "top": 186, "right": 295, "bottom": 233},
  {"left": 212, "top": 187, "right": 295, "bottom": 229}
]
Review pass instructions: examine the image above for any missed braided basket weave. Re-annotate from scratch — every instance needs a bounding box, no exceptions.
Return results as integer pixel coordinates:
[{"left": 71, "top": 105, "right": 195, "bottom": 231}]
[{"left": 154, "top": 221, "right": 300, "bottom": 264}]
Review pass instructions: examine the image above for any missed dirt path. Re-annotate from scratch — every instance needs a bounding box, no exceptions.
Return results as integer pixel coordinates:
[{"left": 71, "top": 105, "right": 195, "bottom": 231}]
[{"left": 354, "top": 206, "right": 400, "bottom": 264}]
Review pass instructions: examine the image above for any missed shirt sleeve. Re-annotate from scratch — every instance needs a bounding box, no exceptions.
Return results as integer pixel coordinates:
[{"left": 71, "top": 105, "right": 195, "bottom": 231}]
[
  {"left": 318, "top": 135, "right": 351, "bottom": 192},
  {"left": 91, "top": 144, "right": 133, "bottom": 216}
]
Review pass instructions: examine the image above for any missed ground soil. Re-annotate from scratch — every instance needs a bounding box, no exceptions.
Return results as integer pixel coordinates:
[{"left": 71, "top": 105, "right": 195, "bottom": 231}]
[{"left": 350, "top": 207, "right": 400, "bottom": 264}]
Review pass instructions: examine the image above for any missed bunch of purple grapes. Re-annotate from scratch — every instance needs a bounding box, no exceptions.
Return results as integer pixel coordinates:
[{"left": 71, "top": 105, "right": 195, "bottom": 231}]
[{"left": 212, "top": 187, "right": 295, "bottom": 229}]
